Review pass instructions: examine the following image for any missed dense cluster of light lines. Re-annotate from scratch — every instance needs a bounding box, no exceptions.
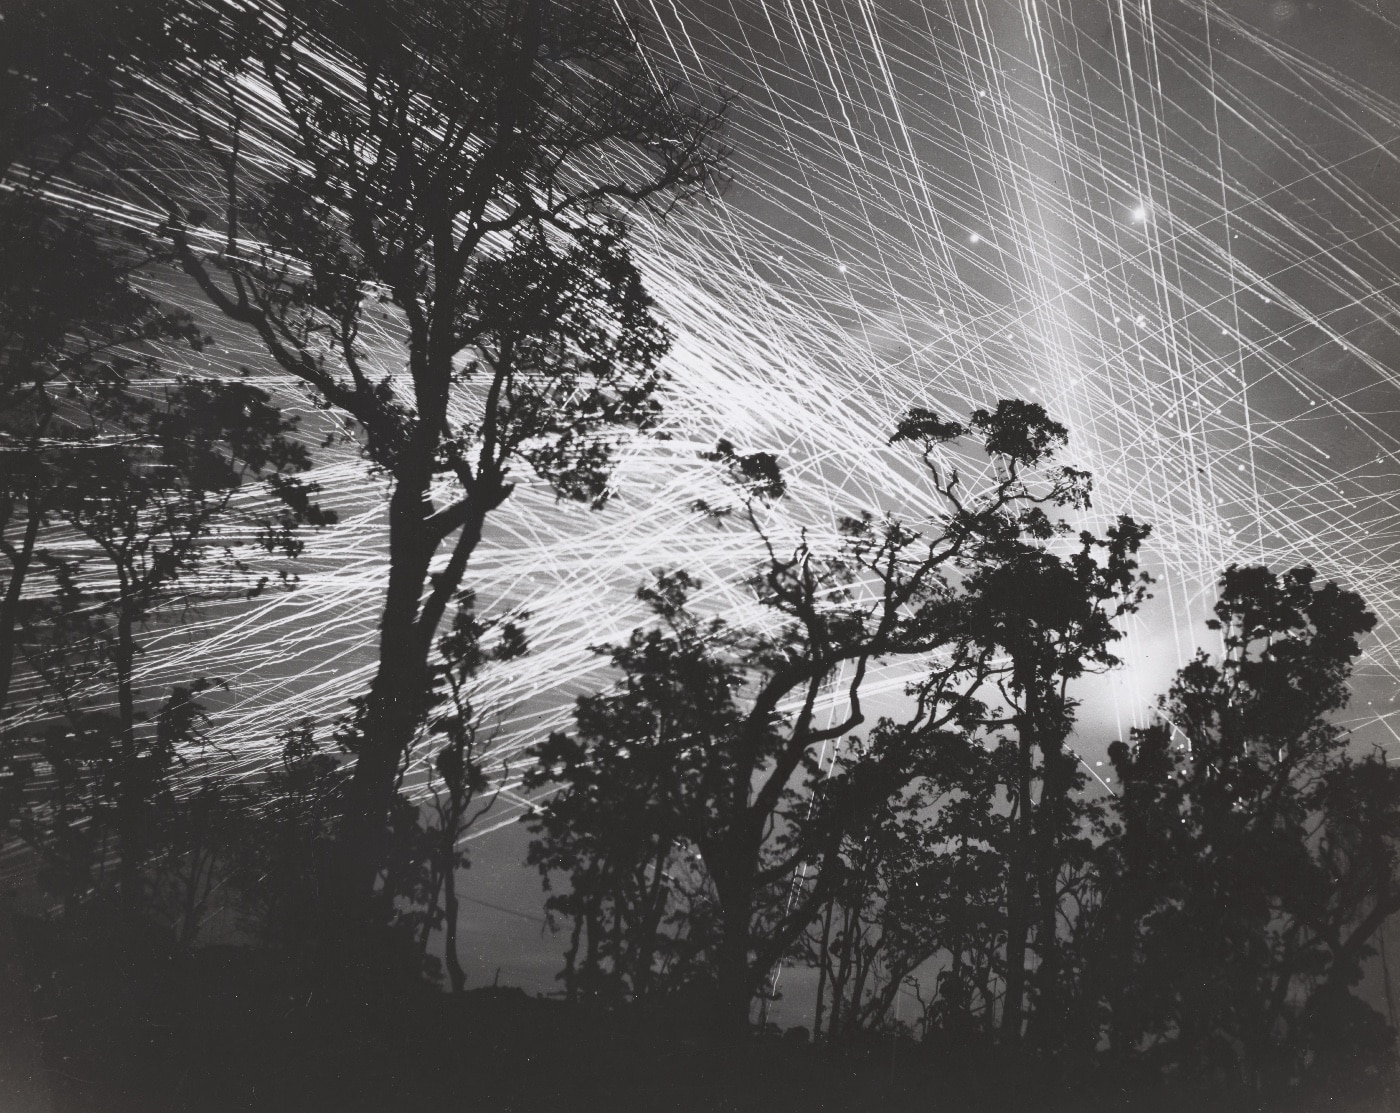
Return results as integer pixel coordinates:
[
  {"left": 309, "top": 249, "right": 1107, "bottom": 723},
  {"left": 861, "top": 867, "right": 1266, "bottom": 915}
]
[{"left": 55, "top": 0, "right": 1400, "bottom": 821}]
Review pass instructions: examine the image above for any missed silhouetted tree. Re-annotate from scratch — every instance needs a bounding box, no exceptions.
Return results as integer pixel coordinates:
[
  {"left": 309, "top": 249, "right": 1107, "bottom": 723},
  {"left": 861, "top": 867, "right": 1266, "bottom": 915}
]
[
  {"left": 524, "top": 569, "right": 737, "bottom": 1006},
  {"left": 0, "top": 0, "right": 206, "bottom": 715},
  {"left": 529, "top": 400, "right": 1106, "bottom": 1033},
  {"left": 119, "top": 0, "right": 729, "bottom": 922},
  {"left": 418, "top": 593, "right": 527, "bottom": 992},
  {"left": 0, "top": 217, "right": 200, "bottom": 714},
  {"left": 0, "top": 372, "right": 331, "bottom": 920},
  {"left": 799, "top": 747, "right": 945, "bottom": 1041},
  {"left": 230, "top": 717, "right": 344, "bottom": 952},
  {"left": 1, "top": 0, "right": 334, "bottom": 930},
  {"left": 801, "top": 727, "right": 1014, "bottom": 1045},
  {"left": 959, "top": 514, "right": 1151, "bottom": 1055},
  {"left": 1087, "top": 564, "right": 1398, "bottom": 1095},
  {"left": 801, "top": 509, "right": 1151, "bottom": 1056}
]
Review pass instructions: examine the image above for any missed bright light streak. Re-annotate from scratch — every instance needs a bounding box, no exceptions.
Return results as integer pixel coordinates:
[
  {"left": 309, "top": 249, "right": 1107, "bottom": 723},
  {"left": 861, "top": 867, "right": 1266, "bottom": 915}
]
[{"left": 23, "top": 0, "right": 1400, "bottom": 805}]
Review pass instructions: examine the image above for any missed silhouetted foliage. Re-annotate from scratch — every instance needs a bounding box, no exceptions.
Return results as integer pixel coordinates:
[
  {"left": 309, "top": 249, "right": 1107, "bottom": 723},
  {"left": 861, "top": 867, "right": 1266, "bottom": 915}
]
[
  {"left": 229, "top": 717, "right": 344, "bottom": 953},
  {"left": 527, "top": 401, "right": 1139, "bottom": 1035},
  {"left": 3, "top": 6, "right": 1399, "bottom": 1109},
  {"left": 1, "top": 0, "right": 333, "bottom": 932},
  {"left": 0, "top": 366, "right": 333, "bottom": 913},
  {"left": 125, "top": 0, "right": 729, "bottom": 918},
  {"left": 960, "top": 514, "right": 1151, "bottom": 1057},
  {"left": 1081, "top": 564, "right": 1399, "bottom": 1100},
  {"left": 798, "top": 746, "right": 950, "bottom": 1042},
  {"left": 416, "top": 593, "right": 528, "bottom": 992}
]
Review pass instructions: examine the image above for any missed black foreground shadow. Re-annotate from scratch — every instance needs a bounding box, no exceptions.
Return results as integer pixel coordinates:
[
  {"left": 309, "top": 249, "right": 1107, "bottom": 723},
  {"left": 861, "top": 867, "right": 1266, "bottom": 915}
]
[{"left": 6, "top": 918, "right": 1397, "bottom": 1113}]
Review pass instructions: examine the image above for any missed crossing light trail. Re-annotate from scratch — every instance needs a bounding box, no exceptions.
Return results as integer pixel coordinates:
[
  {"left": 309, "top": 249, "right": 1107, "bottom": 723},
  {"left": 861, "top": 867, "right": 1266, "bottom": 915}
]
[
  {"left": 619, "top": 0, "right": 1400, "bottom": 752},
  {"left": 26, "top": 0, "right": 1400, "bottom": 808}
]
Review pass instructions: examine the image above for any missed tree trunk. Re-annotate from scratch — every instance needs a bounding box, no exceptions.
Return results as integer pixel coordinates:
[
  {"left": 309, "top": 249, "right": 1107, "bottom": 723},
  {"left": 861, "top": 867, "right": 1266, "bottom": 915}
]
[
  {"left": 419, "top": 860, "right": 443, "bottom": 953},
  {"left": 443, "top": 861, "right": 466, "bottom": 993},
  {"left": 584, "top": 904, "right": 602, "bottom": 997},
  {"left": 327, "top": 474, "right": 436, "bottom": 931},
  {"left": 716, "top": 912, "right": 753, "bottom": 1033},
  {"left": 813, "top": 896, "right": 834, "bottom": 1041},
  {"left": 1029, "top": 743, "right": 1071, "bottom": 1054},
  {"left": 1000, "top": 725, "right": 1036, "bottom": 1050},
  {"left": 829, "top": 900, "right": 859, "bottom": 1040},
  {"left": 845, "top": 937, "right": 878, "bottom": 1036},
  {"left": 114, "top": 604, "right": 144, "bottom": 919},
  {"left": 330, "top": 473, "right": 493, "bottom": 939},
  {"left": 713, "top": 856, "right": 757, "bottom": 1037},
  {"left": 947, "top": 838, "right": 969, "bottom": 1024},
  {"left": 562, "top": 911, "right": 584, "bottom": 1004},
  {"left": 0, "top": 506, "right": 41, "bottom": 714},
  {"left": 631, "top": 840, "right": 674, "bottom": 999}
]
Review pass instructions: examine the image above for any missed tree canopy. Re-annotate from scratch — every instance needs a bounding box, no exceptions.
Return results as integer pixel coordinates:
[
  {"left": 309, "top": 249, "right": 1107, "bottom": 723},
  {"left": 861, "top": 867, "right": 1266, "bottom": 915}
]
[{"left": 1, "top": 5, "right": 1397, "bottom": 1111}]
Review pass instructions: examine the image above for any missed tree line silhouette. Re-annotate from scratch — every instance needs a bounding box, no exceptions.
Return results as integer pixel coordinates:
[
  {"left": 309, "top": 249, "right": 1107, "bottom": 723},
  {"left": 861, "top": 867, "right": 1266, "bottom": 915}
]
[{"left": 2, "top": 2, "right": 1398, "bottom": 1110}]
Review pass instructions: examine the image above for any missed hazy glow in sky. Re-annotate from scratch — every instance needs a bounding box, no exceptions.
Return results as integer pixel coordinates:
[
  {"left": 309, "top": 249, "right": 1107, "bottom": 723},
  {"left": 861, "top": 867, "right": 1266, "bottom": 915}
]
[
  {"left": 65, "top": 0, "right": 1400, "bottom": 826},
  {"left": 22, "top": 0, "right": 1397, "bottom": 1004}
]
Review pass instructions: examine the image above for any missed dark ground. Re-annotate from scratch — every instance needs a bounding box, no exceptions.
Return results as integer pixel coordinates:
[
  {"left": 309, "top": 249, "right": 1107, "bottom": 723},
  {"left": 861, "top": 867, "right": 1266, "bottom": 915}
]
[{"left": 4, "top": 913, "right": 1397, "bottom": 1113}]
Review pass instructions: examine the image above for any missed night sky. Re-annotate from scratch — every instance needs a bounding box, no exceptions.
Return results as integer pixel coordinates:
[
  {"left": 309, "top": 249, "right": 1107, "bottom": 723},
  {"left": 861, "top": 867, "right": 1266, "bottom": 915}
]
[
  {"left": 365, "top": 0, "right": 1397, "bottom": 1016},
  {"left": 125, "top": 0, "right": 1400, "bottom": 1015}
]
